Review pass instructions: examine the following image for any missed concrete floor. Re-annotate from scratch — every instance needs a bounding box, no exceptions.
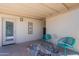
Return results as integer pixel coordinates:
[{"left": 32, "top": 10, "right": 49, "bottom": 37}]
[
  {"left": 0, "top": 40, "right": 41, "bottom": 56},
  {"left": 0, "top": 40, "right": 78, "bottom": 56}
]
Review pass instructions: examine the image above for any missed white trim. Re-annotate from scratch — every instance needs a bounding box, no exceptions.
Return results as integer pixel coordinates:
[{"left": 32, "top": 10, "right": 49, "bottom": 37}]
[{"left": 2, "top": 17, "right": 16, "bottom": 45}]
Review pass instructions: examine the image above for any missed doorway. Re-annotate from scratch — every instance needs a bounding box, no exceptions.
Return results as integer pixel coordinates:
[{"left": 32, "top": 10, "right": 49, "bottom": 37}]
[{"left": 2, "top": 18, "right": 16, "bottom": 45}]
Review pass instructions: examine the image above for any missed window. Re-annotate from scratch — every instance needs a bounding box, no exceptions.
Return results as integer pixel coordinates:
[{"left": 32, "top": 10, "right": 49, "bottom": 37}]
[{"left": 28, "top": 22, "right": 33, "bottom": 34}]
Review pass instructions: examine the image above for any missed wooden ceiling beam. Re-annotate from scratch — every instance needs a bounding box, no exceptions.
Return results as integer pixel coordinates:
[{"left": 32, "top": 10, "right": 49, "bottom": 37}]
[
  {"left": 0, "top": 11, "right": 44, "bottom": 20},
  {"left": 62, "top": 3, "right": 70, "bottom": 10},
  {"left": 41, "top": 4, "right": 60, "bottom": 13}
]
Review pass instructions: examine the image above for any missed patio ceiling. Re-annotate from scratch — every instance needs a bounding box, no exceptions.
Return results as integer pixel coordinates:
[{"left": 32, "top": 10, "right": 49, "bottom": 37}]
[{"left": 0, "top": 3, "right": 79, "bottom": 20}]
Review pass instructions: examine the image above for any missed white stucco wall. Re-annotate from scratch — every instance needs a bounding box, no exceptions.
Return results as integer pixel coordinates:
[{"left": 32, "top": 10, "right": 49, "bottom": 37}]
[
  {"left": 0, "top": 14, "right": 43, "bottom": 46},
  {"left": 16, "top": 18, "right": 43, "bottom": 43},
  {"left": 0, "top": 16, "right": 2, "bottom": 46},
  {"left": 46, "top": 9, "right": 79, "bottom": 52}
]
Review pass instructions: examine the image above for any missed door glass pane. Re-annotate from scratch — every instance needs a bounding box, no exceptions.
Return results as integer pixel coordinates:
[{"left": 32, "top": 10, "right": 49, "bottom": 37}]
[{"left": 6, "top": 21, "right": 14, "bottom": 36}]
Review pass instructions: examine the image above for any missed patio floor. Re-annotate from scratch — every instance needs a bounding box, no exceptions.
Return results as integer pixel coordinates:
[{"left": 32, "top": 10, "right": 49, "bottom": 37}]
[{"left": 0, "top": 40, "right": 78, "bottom": 56}]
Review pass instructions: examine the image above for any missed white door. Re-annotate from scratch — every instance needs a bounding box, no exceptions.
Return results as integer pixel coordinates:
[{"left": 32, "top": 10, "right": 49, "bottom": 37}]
[{"left": 2, "top": 18, "right": 16, "bottom": 45}]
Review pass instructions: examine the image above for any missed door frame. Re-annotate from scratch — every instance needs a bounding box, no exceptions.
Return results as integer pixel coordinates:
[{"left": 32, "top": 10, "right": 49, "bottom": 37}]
[{"left": 2, "top": 17, "right": 16, "bottom": 45}]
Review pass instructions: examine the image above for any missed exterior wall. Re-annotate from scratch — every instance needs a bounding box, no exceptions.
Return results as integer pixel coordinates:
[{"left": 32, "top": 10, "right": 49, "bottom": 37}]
[
  {"left": 0, "top": 16, "right": 2, "bottom": 46},
  {"left": 0, "top": 14, "right": 43, "bottom": 46},
  {"left": 46, "top": 9, "right": 79, "bottom": 52},
  {"left": 16, "top": 18, "right": 43, "bottom": 43}
]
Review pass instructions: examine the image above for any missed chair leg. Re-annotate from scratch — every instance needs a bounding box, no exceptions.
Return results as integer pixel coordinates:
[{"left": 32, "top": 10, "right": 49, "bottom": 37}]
[
  {"left": 73, "top": 48, "right": 78, "bottom": 55},
  {"left": 64, "top": 48, "right": 67, "bottom": 56}
]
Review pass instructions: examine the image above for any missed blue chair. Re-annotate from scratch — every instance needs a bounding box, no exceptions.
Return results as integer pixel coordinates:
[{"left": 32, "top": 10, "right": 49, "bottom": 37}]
[
  {"left": 42, "top": 34, "right": 52, "bottom": 43},
  {"left": 57, "top": 37, "right": 76, "bottom": 56}
]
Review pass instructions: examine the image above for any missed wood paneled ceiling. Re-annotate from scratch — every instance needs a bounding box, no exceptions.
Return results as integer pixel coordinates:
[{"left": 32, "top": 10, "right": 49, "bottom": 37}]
[{"left": 0, "top": 3, "right": 79, "bottom": 20}]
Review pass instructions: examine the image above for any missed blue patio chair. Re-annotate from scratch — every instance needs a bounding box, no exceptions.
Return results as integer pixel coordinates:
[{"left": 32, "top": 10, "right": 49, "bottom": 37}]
[
  {"left": 57, "top": 37, "right": 76, "bottom": 56},
  {"left": 42, "top": 34, "right": 52, "bottom": 44}
]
